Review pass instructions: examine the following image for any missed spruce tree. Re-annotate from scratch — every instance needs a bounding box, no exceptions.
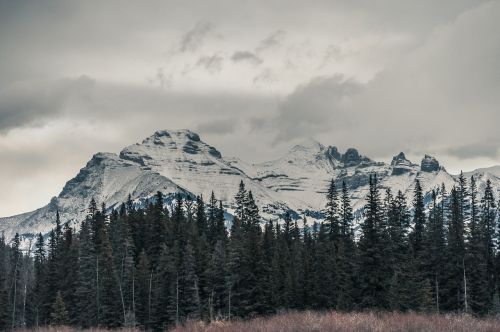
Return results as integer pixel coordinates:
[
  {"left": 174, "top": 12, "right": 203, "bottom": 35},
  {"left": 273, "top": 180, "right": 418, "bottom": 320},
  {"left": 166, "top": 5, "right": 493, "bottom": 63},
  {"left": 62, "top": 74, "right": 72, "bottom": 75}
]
[
  {"left": 336, "top": 181, "right": 357, "bottom": 311},
  {"left": 481, "top": 179, "right": 497, "bottom": 309},
  {"left": 442, "top": 186, "right": 466, "bottom": 312},
  {"left": 227, "top": 212, "right": 245, "bottom": 318},
  {"left": 467, "top": 176, "right": 489, "bottom": 315},
  {"left": 206, "top": 240, "right": 228, "bottom": 320},
  {"left": 75, "top": 219, "right": 97, "bottom": 328},
  {"left": 136, "top": 250, "right": 152, "bottom": 328},
  {"left": 425, "top": 189, "right": 446, "bottom": 312},
  {"left": 9, "top": 233, "right": 23, "bottom": 328},
  {"left": 50, "top": 291, "right": 69, "bottom": 326},
  {"left": 409, "top": 180, "right": 433, "bottom": 310},
  {"left": 98, "top": 226, "right": 122, "bottom": 328},
  {"left": 32, "top": 233, "right": 47, "bottom": 325},
  {"left": 178, "top": 242, "right": 201, "bottom": 321},
  {"left": 357, "top": 174, "right": 388, "bottom": 309},
  {"left": 0, "top": 234, "right": 10, "bottom": 330}
]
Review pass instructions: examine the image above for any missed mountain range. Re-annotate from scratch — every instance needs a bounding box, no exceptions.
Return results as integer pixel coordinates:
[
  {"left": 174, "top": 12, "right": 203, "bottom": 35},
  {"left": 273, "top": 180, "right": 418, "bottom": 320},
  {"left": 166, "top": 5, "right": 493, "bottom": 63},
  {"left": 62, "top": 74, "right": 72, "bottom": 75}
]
[{"left": 1, "top": 129, "right": 500, "bottom": 241}]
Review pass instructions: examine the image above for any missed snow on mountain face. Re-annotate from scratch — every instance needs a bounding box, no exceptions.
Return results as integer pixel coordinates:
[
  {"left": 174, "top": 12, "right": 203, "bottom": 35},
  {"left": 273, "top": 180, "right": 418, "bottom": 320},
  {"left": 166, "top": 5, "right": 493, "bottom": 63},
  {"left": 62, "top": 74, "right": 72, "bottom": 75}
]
[{"left": 0, "top": 129, "right": 498, "bottom": 242}]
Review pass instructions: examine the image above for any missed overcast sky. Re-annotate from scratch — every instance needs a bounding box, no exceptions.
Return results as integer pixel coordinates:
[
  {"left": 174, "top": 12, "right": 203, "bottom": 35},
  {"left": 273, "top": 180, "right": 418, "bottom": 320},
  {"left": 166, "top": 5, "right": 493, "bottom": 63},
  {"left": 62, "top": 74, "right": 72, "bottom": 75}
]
[{"left": 1, "top": 0, "right": 499, "bottom": 216}]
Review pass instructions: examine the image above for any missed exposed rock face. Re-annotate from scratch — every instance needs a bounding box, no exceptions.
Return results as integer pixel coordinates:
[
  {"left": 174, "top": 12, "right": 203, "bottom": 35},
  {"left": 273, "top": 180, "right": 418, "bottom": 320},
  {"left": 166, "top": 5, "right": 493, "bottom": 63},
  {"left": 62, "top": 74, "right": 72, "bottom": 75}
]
[
  {"left": 421, "top": 154, "right": 441, "bottom": 172},
  {"left": 391, "top": 152, "right": 416, "bottom": 175},
  {"left": 326, "top": 146, "right": 342, "bottom": 161}
]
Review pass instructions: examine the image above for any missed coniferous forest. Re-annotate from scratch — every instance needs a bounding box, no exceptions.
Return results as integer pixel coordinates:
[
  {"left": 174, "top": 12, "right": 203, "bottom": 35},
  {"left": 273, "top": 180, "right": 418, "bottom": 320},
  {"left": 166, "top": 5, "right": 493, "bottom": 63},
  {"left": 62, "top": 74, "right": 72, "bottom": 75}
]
[{"left": 1, "top": 173, "right": 500, "bottom": 331}]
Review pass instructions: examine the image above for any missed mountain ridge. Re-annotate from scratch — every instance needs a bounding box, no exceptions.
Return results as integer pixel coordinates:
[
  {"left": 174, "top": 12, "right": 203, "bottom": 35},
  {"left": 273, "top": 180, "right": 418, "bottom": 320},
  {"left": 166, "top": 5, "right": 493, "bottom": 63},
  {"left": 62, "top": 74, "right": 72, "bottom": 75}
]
[{"left": 1, "top": 129, "right": 499, "bottom": 241}]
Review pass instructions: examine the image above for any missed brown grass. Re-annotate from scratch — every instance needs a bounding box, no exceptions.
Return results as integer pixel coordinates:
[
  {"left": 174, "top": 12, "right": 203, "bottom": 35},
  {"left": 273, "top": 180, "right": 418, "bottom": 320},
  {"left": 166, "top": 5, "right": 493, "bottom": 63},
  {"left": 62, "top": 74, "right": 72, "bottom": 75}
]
[
  {"left": 14, "top": 328, "right": 140, "bottom": 332},
  {"left": 170, "top": 311, "right": 500, "bottom": 332},
  {"left": 14, "top": 311, "right": 500, "bottom": 332}
]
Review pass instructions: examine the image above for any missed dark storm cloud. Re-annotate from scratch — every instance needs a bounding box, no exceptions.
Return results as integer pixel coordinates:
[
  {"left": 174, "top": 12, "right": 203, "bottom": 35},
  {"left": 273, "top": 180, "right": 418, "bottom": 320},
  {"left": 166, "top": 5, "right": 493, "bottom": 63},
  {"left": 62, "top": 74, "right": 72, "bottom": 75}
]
[
  {"left": 0, "top": 76, "right": 95, "bottom": 132},
  {"left": 231, "top": 51, "right": 263, "bottom": 65}
]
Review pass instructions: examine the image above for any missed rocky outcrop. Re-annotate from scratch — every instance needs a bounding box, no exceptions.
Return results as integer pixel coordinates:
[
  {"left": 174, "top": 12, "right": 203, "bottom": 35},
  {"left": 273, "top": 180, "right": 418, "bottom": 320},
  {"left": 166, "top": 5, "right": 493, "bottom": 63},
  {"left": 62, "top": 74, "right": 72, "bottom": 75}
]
[{"left": 421, "top": 155, "right": 440, "bottom": 172}]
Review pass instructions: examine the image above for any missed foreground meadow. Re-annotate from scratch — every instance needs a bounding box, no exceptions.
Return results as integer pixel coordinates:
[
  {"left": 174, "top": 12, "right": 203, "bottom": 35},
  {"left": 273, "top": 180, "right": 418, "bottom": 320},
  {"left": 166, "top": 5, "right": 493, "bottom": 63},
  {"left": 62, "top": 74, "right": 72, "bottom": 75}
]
[{"left": 14, "top": 311, "right": 500, "bottom": 332}]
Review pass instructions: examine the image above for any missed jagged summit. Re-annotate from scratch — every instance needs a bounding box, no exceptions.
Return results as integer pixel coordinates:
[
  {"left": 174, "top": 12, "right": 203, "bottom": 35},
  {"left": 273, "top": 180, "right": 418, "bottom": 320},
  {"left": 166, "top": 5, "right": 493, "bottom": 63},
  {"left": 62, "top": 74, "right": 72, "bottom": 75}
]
[
  {"left": 391, "top": 152, "right": 409, "bottom": 165},
  {"left": 391, "top": 152, "right": 417, "bottom": 175},
  {"left": 120, "top": 129, "right": 222, "bottom": 165},
  {"left": 341, "top": 148, "right": 372, "bottom": 167},
  {"left": 421, "top": 154, "right": 441, "bottom": 172}
]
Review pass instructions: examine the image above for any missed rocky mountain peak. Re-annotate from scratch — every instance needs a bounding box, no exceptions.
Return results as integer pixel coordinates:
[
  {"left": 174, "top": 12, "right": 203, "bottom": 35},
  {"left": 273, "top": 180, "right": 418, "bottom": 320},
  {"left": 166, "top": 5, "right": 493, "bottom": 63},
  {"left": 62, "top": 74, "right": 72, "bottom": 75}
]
[
  {"left": 121, "top": 129, "right": 222, "bottom": 164},
  {"left": 341, "top": 148, "right": 372, "bottom": 167},
  {"left": 421, "top": 154, "right": 441, "bottom": 172},
  {"left": 391, "top": 152, "right": 416, "bottom": 175},
  {"left": 391, "top": 152, "right": 409, "bottom": 165},
  {"left": 326, "top": 146, "right": 342, "bottom": 161}
]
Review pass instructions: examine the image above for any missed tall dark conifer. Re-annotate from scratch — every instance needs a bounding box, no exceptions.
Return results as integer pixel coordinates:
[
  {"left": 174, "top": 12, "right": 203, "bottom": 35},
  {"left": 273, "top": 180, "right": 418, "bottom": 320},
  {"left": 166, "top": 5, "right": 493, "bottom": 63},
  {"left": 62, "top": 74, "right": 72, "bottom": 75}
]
[
  {"left": 467, "top": 176, "right": 489, "bottom": 315},
  {"left": 358, "top": 174, "right": 388, "bottom": 309},
  {"left": 336, "top": 181, "right": 356, "bottom": 310}
]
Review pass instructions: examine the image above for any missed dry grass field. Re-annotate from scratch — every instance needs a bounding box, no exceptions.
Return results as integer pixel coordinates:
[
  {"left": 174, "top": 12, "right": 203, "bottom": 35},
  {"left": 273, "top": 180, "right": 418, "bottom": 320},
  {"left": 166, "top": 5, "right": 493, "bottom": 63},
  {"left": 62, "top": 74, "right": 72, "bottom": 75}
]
[
  {"left": 170, "top": 311, "right": 500, "bottom": 332},
  {"left": 14, "top": 310, "right": 500, "bottom": 332}
]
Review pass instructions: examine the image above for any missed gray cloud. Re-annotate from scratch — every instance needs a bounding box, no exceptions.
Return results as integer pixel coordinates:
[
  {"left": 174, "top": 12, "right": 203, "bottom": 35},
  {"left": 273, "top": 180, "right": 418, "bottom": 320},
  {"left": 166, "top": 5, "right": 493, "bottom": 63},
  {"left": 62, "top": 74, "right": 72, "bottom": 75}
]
[
  {"left": 319, "top": 44, "right": 343, "bottom": 68},
  {"left": 196, "top": 54, "right": 224, "bottom": 74},
  {"left": 0, "top": 0, "right": 498, "bottom": 216},
  {"left": 180, "top": 20, "right": 215, "bottom": 53},
  {"left": 253, "top": 68, "right": 276, "bottom": 86},
  {"left": 447, "top": 141, "right": 500, "bottom": 160},
  {"left": 257, "top": 30, "right": 286, "bottom": 52},
  {"left": 231, "top": 51, "right": 263, "bottom": 65},
  {"left": 246, "top": 1, "right": 500, "bottom": 161},
  {"left": 196, "top": 118, "right": 239, "bottom": 135},
  {"left": 268, "top": 75, "right": 362, "bottom": 143},
  {"left": 0, "top": 76, "right": 95, "bottom": 132}
]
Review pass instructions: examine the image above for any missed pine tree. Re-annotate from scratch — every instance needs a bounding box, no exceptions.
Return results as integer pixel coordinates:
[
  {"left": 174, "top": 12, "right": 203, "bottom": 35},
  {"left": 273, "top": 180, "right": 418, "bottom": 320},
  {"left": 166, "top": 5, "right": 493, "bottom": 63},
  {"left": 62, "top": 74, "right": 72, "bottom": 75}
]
[
  {"left": 408, "top": 180, "right": 433, "bottom": 310},
  {"left": 152, "top": 244, "right": 177, "bottom": 329},
  {"left": 75, "top": 219, "right": 97, "bottom": 328},
  {"left": 206, "top": 240, "right": 228, "bottom": 320},
  {"left": 299, "top": 218, "right": 314, "bottom": 308},
  {"left": 234, "top": 181, "right": 247, "bottom": 222},
  {"left": 442, "top": 186, "right": 466, "bottom": 312},
  {"left": 324, "top": 179, "right": 340, "bottom": 307},
  {"left": 32, "top": 233, "right": 47, "bottom": 326},
  {"left": 9, "top": 233, "right": 23, "bottom": 328},
  {"left": 311, "top": 222, "right": 335, "bottom": 309},
  {"left": 178, "top": 242, "right": 201, "bottom": 321},
  {"left": 215, "top": 200, "right": 228, "bottom": 244},
  {"left": 0, "top": 234, "right": 10, "bottom": 330},
  {"left": 357, "top": 174, "right": 388, "bottom": 309},
  {"left": 481, "top": 179, "right": 497, "bottom": 310},
  {"left": 336, "top": 181, "right": 357, "bottom": 311},
  {"left": 325, "top": 179, "right": 340, "bottom": 244},
  {"left": 410, "top": 180, "right": 426, "bottom": 255},
  {"left": 227, "top": 212, "right": 245, "bottom": 318},
  {"left": 59, "top": 224, "right": 79, "bottom": 323},
  {"left": 240, "top": 191, "right": 268, "bottom": 316},
  {"left": 50, "top": 291, "right": 69, "bottom": 326},
  {"left": 467, "top": 176, "right": 490, "bottom": 315},
  {"left": 425, "top": 189, "right": 446, "bottom": 313},
  {"left": 98, "top": 226, "right": 122, "bottom": 328}
]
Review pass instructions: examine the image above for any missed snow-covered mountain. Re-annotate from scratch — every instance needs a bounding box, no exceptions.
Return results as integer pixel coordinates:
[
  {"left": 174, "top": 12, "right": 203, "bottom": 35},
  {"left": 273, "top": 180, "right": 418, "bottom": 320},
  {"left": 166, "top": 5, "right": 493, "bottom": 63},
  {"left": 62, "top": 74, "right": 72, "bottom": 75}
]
[{"left": 1, "top": 129, "right": 499, "bottom": 241}]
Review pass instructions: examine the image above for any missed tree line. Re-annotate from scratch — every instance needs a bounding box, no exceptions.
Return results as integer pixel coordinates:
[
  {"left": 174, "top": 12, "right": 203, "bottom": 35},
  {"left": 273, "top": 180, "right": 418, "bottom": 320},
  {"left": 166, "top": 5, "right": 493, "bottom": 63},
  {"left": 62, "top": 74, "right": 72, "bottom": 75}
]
[{"left": 0, "top": 173, "right": 499, "bottom": 330}]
